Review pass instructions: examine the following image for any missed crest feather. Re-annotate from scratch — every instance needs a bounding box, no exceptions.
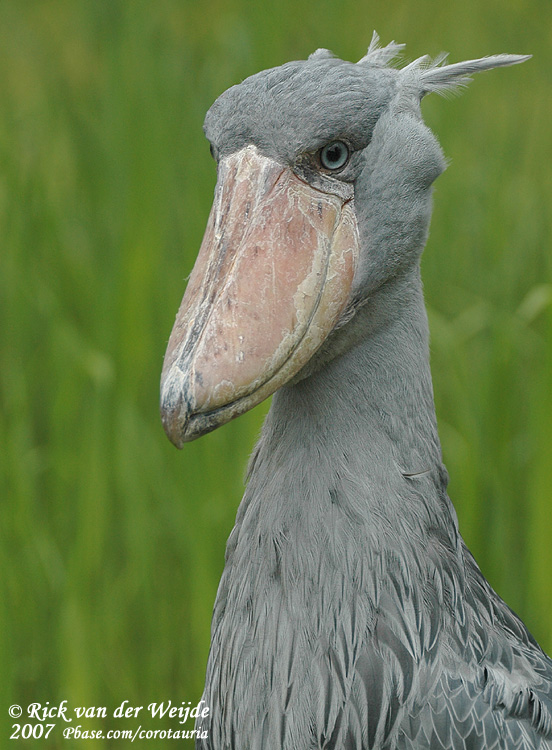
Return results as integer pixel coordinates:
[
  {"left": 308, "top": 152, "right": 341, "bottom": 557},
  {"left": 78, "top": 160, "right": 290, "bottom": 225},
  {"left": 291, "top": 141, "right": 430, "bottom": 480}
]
[
  {"left": 308, "top": 48, "right": 336, "bottom": 61},
  {"left": 405, "top": 52, "right": 531, "bottom": 97},
  {"left": 357, "top": 31, "right": 405, "bottom": 67}
]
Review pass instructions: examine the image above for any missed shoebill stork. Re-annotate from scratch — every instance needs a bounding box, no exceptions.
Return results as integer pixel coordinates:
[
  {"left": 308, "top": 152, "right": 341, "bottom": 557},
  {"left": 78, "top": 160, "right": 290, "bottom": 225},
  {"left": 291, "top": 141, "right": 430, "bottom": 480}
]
[{"left": 160, "top": 35, "right": 552, "bottom": 749}]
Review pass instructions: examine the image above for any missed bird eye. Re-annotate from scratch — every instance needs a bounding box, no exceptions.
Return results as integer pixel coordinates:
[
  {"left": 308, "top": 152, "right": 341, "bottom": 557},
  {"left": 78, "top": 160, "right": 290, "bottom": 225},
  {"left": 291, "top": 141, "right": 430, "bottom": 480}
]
[{"left": 319, "top": 141, "right": 350, "bottom": 171}]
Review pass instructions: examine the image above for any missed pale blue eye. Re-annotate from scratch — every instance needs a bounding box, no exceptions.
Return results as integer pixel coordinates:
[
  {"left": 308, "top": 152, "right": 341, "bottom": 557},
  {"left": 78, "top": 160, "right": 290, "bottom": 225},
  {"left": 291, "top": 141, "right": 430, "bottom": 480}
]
[{"left": 320, "top": 141, "right": 350, "bottom": 171}]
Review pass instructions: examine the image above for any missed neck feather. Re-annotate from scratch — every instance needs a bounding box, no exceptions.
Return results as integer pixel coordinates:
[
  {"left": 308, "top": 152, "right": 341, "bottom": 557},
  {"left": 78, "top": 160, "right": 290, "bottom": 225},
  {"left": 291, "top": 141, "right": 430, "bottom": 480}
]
[{"left": 228, "top": 268, "right": 459, "bottom": 577}]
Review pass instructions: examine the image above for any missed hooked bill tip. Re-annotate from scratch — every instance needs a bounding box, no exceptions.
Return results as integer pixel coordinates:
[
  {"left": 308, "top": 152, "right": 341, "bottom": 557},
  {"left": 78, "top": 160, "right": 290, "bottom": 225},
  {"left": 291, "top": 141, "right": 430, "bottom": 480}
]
[{"left": 160, "top": 373, "right": 190, "bottom": 449}]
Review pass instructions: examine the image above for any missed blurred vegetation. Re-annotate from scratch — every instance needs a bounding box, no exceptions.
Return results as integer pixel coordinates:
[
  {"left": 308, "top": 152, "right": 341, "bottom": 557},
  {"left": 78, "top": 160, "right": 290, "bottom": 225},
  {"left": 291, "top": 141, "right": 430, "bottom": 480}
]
[{"left": 0, "top": 0, "right": 550, "bottom": 747}]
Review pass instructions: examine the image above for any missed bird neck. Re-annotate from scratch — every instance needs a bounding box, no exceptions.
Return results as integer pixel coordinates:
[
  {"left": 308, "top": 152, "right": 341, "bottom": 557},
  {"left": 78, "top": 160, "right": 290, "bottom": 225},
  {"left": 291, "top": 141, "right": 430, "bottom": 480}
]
[{"left": 242, "top": 266, "right": 457, "bottom": 545}]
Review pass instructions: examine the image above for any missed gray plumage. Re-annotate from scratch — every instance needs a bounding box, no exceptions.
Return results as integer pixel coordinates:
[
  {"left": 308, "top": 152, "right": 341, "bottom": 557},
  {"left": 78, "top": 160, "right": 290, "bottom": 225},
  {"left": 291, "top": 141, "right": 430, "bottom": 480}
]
[{"left": 162, "top": 34, "right": 552, "bottom": 749}]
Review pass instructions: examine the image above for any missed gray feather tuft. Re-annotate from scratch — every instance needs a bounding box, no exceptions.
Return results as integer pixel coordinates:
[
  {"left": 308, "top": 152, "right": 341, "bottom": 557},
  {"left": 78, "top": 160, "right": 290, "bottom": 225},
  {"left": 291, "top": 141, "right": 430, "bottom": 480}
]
[
  {"left": 410, "top": 53, "right": 531, "bottom": 97},
  {"left": 356, "top": 34, "right": 529, "bottom": 98},
  {"left": 308, "top": 48, "right": 336, "bottom": 61},
  {"left": 357, "top": 30, "right": 405, "bottom": 67}
]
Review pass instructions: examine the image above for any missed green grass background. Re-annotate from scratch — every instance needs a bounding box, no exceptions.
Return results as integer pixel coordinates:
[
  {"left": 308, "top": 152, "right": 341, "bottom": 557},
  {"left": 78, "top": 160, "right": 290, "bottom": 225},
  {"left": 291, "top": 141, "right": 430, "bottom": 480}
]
[{"left": 0, "top": 1, "right": 550, "bottom": 746}]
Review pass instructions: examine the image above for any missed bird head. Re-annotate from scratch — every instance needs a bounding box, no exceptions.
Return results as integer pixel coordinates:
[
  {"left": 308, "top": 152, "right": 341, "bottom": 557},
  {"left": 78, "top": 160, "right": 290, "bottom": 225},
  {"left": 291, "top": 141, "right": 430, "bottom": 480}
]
[{"left": 160, "top": 34, "right": 528, "bottom": 446}]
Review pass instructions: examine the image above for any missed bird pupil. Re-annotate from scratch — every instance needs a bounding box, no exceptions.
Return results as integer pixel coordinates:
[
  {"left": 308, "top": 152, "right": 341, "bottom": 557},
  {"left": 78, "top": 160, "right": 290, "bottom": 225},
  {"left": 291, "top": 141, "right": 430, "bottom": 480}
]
[{"left": 327, "top": 145, "right": 341, "bottom": 163}]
